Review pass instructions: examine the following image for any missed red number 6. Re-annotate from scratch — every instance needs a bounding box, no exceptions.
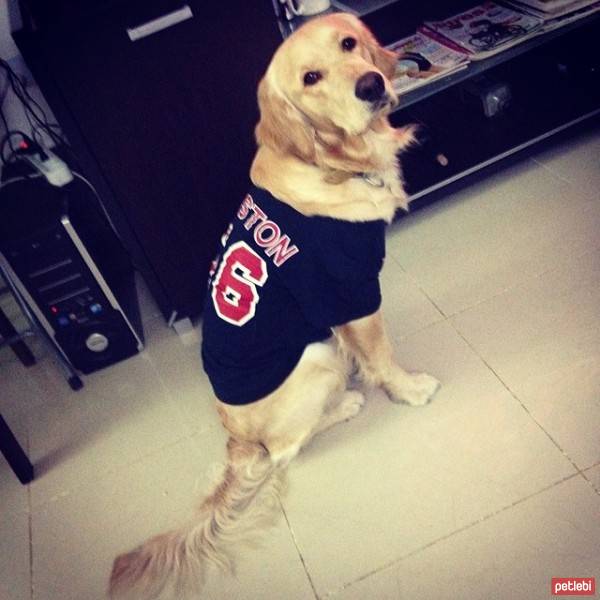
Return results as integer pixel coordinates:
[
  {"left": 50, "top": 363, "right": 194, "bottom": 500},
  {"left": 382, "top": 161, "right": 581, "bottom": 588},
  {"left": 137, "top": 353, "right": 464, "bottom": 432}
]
[{"left": 211, "top": 241, "right": 268, "bottom": 326}]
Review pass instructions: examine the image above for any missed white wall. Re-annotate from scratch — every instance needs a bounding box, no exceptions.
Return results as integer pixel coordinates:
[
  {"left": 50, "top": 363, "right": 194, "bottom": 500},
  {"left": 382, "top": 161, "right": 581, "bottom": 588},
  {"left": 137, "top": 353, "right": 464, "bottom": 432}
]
[
  {"left": 1, "top": 0, "right": 58, "bottom": 147},
  {"left": 0, "top": 0, "right": 21, "bottom": 58}
]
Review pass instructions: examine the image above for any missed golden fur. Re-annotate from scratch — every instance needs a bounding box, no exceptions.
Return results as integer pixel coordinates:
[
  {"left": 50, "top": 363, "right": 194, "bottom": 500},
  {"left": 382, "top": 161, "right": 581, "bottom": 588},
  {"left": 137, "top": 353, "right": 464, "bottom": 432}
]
[{"left": 109, "top": 13, "right": 440, "bottom": 599}]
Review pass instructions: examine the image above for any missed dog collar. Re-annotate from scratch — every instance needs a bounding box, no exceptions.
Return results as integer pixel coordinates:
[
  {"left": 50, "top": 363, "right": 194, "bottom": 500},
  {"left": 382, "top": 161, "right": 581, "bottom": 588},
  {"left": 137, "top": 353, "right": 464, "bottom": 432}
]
[{"left": 359, "top": 172, "right": 385, "bottom": 188}]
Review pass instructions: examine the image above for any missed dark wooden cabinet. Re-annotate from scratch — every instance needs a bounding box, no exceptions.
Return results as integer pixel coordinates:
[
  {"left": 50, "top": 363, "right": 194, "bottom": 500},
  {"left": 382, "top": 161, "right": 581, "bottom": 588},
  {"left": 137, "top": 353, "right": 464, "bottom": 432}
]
[
  {"left": 14, "top": 0, "right": 600, "bottom": 326},
  {"left": 15, "top": 1, "right": 282, "bottom": 323}
]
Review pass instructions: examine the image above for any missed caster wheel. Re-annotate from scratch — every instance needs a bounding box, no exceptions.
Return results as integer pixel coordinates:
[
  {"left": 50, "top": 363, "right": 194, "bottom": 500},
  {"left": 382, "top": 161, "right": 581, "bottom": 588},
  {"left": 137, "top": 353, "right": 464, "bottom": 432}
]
[{"left": 68, "top": 376, "right": 83, "bottom": 391}]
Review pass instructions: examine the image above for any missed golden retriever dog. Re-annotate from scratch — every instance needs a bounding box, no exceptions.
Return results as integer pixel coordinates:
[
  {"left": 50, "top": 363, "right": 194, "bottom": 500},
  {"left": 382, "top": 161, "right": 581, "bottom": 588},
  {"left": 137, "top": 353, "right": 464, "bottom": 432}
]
[{"left": 109, "top": 13, "right": 440, "bottom": 599}]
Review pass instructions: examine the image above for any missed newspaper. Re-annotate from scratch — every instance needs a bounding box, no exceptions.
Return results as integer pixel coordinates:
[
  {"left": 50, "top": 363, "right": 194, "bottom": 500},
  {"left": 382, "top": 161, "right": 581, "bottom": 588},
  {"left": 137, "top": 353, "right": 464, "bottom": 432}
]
[
  {"left": 504, "top": 0, "right": 600, "bottom": 30},
  {"left": 504, "top": 0, "right": 597, "bottom": 13},
  {"left": 387, "top": 32, "right": 470, "bottom": 94},
  {"left": 422, "top": 1, "right": 544, "bottom": 59}
]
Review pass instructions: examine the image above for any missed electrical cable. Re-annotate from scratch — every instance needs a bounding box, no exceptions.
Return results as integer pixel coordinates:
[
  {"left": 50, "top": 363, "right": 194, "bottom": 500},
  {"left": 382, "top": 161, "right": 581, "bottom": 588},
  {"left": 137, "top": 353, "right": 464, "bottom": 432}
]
[
  {"left": 0, "top": 56, "right": 134, "bottom": 265},
  {"left": 0, "top": 57, "right": 69, "bottom": 152}
]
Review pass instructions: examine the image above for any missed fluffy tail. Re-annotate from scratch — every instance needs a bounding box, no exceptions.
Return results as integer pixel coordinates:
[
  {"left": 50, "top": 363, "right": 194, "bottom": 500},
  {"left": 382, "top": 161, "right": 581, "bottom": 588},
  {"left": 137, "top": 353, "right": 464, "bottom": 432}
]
[{"left": 108, "top": 438, "right": 281, "bottom": 599}]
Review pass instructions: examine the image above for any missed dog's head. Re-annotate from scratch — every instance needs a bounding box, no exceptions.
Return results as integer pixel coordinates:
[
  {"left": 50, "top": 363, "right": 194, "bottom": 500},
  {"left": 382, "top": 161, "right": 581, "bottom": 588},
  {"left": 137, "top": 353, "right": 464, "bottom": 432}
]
[{"left": 255, "top": 13, "right": 399, "bottom": 173}]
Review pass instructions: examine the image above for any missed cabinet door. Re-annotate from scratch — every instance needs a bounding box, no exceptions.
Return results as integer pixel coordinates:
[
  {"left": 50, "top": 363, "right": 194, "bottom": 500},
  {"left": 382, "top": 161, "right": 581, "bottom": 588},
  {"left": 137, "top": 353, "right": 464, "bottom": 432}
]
[{"left": 34, "top": 0, "right": 280, "bottom": 321}]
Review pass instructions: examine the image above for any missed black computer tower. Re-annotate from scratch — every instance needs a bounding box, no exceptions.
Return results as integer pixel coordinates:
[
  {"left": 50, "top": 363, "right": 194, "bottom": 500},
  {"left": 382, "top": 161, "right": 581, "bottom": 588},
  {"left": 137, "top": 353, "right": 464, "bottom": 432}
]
[{"left": 0, "top": 163, "right": 144, "bottom": 374}]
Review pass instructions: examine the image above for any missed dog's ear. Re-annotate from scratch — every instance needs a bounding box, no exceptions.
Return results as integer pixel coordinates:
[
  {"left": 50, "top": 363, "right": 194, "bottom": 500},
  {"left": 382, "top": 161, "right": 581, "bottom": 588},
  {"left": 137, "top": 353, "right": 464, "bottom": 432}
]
[
  {"left": 361, "top": 27, "right": 398, "bottom": 81},
  {"left": 255, "top": 76, "right": 316, "bottom": 162}
]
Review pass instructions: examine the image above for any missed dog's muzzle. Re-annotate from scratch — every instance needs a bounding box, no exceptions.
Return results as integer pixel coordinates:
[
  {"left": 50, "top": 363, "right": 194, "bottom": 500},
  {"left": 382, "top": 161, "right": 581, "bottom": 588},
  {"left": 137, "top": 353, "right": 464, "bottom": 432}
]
[
  {"left": 355, "top": 71, "right": 393, "bottom": 111},
  {"left": 355, "top": 71, "right": 385, "bottom": 102}
]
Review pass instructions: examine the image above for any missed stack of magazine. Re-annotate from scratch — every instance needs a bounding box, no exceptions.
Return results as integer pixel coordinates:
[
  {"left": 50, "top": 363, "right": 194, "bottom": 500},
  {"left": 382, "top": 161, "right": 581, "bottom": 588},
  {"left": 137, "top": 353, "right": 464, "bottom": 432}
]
[
  {"left": 502, "top": 0, "right": 600, "bottom": 30},
  {"left": 387, "top": 0, "right": 599, "bottom": 93},
  {"left": 418, "top": 1, "right": 544, "bottom": 60},
  {"left": 388, "top": 33, "right": 470, "bottom": 94}
]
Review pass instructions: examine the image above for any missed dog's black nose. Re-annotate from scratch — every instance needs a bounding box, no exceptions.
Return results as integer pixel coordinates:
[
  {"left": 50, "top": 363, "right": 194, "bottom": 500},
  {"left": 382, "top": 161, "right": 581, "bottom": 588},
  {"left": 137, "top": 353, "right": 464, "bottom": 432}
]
[{"left": 355, "top": 71, "right": 385, "bottom": 103}]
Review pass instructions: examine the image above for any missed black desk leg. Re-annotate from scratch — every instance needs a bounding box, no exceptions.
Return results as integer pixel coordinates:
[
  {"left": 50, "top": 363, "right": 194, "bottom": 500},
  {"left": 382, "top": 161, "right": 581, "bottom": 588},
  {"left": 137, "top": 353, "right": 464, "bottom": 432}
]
[
  {"left": 0, "top": 306, "right": 36, "bottom": 367},
  {"left": 0, "top": 414, "right": 34, "bottom": 484}
]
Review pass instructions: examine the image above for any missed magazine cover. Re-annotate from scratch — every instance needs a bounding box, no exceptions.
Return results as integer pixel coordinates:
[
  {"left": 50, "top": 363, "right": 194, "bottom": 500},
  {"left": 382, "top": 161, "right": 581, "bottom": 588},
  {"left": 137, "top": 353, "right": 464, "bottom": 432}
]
[
  {"left": 387, "top": 32, "right": 470, "bottom": 93},
  {"left": 423, "top": 1, "right": 544, "bottom": 59}
]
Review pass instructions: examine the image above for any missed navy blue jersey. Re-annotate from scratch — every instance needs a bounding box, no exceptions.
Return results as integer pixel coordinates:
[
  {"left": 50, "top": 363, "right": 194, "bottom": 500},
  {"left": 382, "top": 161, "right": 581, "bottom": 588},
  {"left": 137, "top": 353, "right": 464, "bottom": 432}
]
[{"left": 201, "top": 186, "right": 386, "bottom": 405}]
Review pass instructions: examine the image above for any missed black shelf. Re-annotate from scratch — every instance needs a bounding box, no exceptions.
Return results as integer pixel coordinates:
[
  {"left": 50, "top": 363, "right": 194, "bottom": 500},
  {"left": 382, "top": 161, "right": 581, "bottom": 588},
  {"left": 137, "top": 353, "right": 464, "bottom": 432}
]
[
  {"left": 393, "top": 12, "right": 600, "bottom": 110},
  {"left": 389, "top": 18, "right": 600, "bottom": 201}
]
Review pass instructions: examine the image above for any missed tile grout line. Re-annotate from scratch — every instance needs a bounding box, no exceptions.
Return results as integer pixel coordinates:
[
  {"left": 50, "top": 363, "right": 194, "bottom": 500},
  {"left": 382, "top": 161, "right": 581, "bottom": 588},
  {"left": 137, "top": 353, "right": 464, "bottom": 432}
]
[
  {"left": 402, "top": 246, "right": 600, "bottom": 328},
  {"left": 448, "top": 320, "right": 587, "bottom": 479},
  {"left": 450, "top": 323, "right": 600, "bottom": 496},
  {"left": 386, "top": 255, "right": 448, "bottom": 321},
  {"left": 26, "top": 413, "right": 34, "bottom": 600},
  {"left": 278, "top": 498, "right": 320, "bottom": 600},
  {"left": 387, "top": 256, "right": 554, "bottom": 332},
  {"left": 27, "top": 472, "right": 34, "bottom": 600},
  {"left": 529, "top": 156, "right": 600, "bottom": 202},
  {"left": 531, "top": 157, "right": 575, "bottom": 186},
  {"left": 580, "top": 467, "right": 600, "bottom": 497},
  {"left": 28, "top": 426, "right": 219, "bottom": 512},
  {"left": 325, "top": 470, "right": 581, "bottom": 599}
]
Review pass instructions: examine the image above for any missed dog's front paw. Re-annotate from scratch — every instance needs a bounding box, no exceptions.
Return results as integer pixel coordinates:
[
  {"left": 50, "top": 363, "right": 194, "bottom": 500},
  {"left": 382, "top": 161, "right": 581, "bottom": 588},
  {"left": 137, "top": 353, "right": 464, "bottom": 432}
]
[
  {"left": 338, "top": 390, "right": 366, "bottom": 420},
  {"left": 384, "top": 372, "right": 440, "bottom": 406}
]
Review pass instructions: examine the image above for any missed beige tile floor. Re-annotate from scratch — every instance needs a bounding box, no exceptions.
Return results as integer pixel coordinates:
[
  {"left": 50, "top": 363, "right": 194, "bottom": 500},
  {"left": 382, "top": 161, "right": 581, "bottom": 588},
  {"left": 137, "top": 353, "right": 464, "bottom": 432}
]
[{"left": 1, "top": 125, "right": 599, "bottom": 600}]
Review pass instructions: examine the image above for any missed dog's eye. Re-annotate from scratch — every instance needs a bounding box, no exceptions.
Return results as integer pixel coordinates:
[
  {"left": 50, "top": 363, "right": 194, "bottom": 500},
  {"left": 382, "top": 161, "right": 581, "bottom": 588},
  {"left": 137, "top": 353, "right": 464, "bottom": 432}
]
[
  {"left": 341, "top": 37, "right": 357, "bottom": 52},
  {"left": 303, "top": 71, "right": 322, "bottom": 86}
]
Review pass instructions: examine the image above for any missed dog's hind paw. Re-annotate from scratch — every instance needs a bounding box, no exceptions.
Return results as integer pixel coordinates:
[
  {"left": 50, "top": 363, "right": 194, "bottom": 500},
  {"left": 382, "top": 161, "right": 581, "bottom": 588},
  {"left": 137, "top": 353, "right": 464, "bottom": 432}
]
[
  {"left": 385, "top": 372, "right": 440, "bottom": 406},
  {"left": 316, "top": 390, "right": 365, "bottom": 435},
  {"left": 338, "top": 390, "right": 366, "bottom": 420}
]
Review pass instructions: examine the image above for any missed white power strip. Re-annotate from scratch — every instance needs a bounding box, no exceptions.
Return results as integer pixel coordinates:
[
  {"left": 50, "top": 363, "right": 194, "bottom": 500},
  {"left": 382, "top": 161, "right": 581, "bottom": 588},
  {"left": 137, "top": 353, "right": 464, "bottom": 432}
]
[{"left": 24, "top": 148, "right": 74, "bottom": 187}]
